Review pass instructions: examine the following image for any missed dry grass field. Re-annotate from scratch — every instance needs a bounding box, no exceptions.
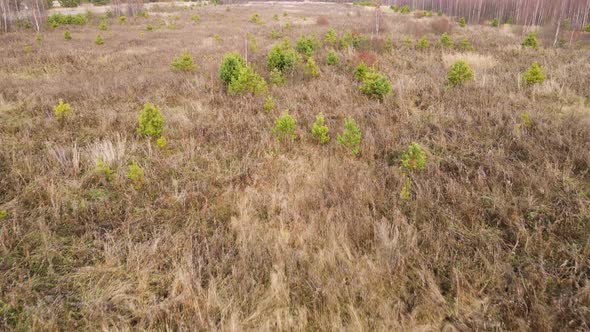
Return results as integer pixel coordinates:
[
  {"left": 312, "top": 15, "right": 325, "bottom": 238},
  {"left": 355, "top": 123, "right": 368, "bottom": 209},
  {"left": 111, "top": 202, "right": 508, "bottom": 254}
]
[{"left": 1, "top": 2, "right": 590, "bottom": 330}]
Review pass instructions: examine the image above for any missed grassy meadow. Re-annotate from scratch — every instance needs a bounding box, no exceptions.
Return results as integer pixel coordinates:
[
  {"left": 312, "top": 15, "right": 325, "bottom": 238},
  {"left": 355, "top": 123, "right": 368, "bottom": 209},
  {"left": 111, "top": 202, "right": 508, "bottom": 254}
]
[{"left": 1, "top": 2, "right": 590, "bottom": 330}]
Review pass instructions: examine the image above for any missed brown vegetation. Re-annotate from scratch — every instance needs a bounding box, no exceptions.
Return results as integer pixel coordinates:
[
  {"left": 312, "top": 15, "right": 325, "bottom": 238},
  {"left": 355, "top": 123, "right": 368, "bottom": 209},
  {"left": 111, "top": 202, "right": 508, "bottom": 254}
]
[
  {"left": 316, "top": 15, "right": 329, "bottom": 25},
  {"left": 1, "top": 2, "right": 590, "bottom": 330}
]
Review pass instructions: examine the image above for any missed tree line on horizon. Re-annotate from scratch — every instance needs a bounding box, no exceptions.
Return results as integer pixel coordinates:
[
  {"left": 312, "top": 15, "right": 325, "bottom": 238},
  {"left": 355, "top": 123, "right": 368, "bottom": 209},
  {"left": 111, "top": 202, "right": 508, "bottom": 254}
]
[{"left": 2, "top": 0, "right": 590, "bottom": 33}]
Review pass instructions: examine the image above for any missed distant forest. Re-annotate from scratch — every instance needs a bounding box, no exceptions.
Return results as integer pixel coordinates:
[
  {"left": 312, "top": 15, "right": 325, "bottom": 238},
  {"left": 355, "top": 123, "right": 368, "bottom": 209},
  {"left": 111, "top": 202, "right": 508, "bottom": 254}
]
[{"left": 2, "top": 0, "right": 590, "bottom": 33}]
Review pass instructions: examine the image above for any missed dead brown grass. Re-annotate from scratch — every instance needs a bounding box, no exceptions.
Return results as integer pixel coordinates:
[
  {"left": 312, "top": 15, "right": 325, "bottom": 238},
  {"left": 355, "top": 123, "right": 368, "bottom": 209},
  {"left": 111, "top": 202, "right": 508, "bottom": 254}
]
[{"left": 1, "top": 3, "right": 590, "bottom": 331}]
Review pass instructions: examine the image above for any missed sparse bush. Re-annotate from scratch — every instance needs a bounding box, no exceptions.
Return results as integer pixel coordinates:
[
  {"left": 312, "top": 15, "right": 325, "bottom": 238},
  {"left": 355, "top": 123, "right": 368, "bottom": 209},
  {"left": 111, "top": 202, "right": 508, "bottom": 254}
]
[
  {"left": 138, "top": 103, "right": 164, "bottom": 137},
  {"left": 228, "top": 65, "right": 268, "bottom": 96},
  {"left": 359, "top": 71, "right": 391, "bottom": 100},
  {"left": 35, "top": 34, "right": 43, "bottom": 42},
  {"left": 267, "top": 40, "right": 299, "bottom": 73},
  {"left": 247, "top": 33, "right": 258, "bottom": 53},
  {"left": 296, "top": 34, "right": 320, "bottom": 57},
  {"left": 340, "top": 31, "right": 367, "bottom": 50},
  {"left": 584, "top": 25, "right": 590, "bottom": 32},
  {"left": 126, "top": 161, "right": 144, "bottom": 187},
  {"left": 520, "top": 112, "right": 533, "bottom": 128},
  {"left": 324, "top": 28, "right": 337, "bottom": 46},
  {"left": 404, "top": 36, "right": 412, "bottom": 47},
  {"left": 458, "top": 17, "right": 466, "bottom": 27},
  {"left": 491, "top": 18, "right": 499, "bottom": 27},
  {"left": 146, "top": 24, "right": 153, "bottom": 31},
  {"left": 326, "top": 50, "right": 339, "bottom": 65},
  {"left": 353, "top": 1, "right": 375, "bottom": 6},
  {"left": 269, "top": 68, "right": 286, "bottom": 85},
  {"left": 64, "top": 29, "right": 72, "bottom": 40},
  {"left": 416, "top": 36, "right": 429, "bottom": 50},
  {"left": 270, "top": 29, "right": 281, "bottom": 39},
  {"left": 457, "top": 38, "right": 473, "bottom": 51},
  {"left": 0, "top": 210, "right": 7, "bottom": 221},
  {"left": 384, "top": 36, "right": 393, "bottom": 52},
  {"left": 95, "top": 159, "right": 114, "bottom": 182},
  {"left": 156, "top": 136, "right": 167, "bottom": 149},
  {"left": 171, "top": 50, "right": 195, "bottom": 72},
  {"left": 304, "top": 57, "right": 320, "bottom": 78},
  {"left": 401, "top": 143, "right": 427, "bottom": 170},
  {"left": 47, "top": 13, "right": 87, "bottom": 27},
  {"left": 58, "top": 0, "right": 80, "bottom": 8},
  {"left": 250, "top": 13, "right": 263, "bottom": 25},
  {"left": 448, "top": 60, "right": 474, "bottom": 86},
  {"left": 522, "top": 62, "right": 545, "bottom": 85},
  {"left": 400, "top": 176, "right": 412, "bottom": 200},
  {"left": 263, "top": 95, "right": 275, "bottom": 113},
  {"left": 53, "top": 99, "right": 73, "bottom": 120},
  {"left": 340, "top": 31, "right": 353, "bottom": 49},
  {"left": 191, "top": 15, "right": 200, "bottom": 23},
  {"left": 219, "top": 52, "right": 246, "bottom": 85},
  {"left": 90, "top": 0, "right": 108, "bottom": 5},
  {"left": 354, "top": 62, "right": 370, "bottom": 81},
  {"left": 311, "top": 113, "right": 330, "bottom": 144},
  {"left": 337, "top": 117, "right": 362, "bottom": 155},
  {"left": 273, "top": 111, "right": 297, "bottom": 142},
  {"left": 522, "top": 32, "right": 539, "bottom": 49},
  {"left": 400, "top": 5, "right": 411, "bottom": 14},
  {"left": 118, "top": 16, "right": 126, "bottom": 24},
  {"left": 390, "top": 5, "right": 400, "bottom": 12},
  {"left": 95, "top": 34, "right": 104, "bottom": 45},
  {"left": 214, "top": 34, "right": 222, "bottom": 43},
  {"left": 439, "top": 32, "right": 453, "bottom": 48},
  {"left": 98, "top": 21, "right": 108, "bottom": 30},
  {"left": 273, "top": 14, "right": 279, "bottom": 21}
]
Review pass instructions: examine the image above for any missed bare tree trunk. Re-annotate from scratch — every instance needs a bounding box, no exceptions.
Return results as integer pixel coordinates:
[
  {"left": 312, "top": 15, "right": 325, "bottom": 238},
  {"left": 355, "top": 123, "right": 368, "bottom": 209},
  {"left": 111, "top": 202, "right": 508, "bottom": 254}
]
[
  {"left": 1, "top": 0, "right": 8, "bottom": 33},
  {"left": 31, "top": 0, "right": 40, "bottom": 32},
  {"left": 553, "top": 15, "right": 562, "bottom": 47},
  {"left": 244, "top": 37, "right": 248, "bottom": 62}
]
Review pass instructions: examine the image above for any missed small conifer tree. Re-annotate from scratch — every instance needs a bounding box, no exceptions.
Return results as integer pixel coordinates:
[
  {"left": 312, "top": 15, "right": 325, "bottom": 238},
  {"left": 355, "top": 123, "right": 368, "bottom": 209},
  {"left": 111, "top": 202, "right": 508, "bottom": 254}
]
[
  {"left": 458, "top": 17, "right": 466, "bottom": 27},
  {"left": 311, "top": 113, "right": 330, "bottom": 144},
  {"left": 522, "top": 62, "right": 545, "bottom": 85},
  {"left": 273, "top": 111, "right": 297, "bottom": 142},
  {"left": 326, "top": 50, "right": 339, "bottom": 65},
  {"left": 304, "top": 57, "right": 320, "bottom": 77},
  {"left": 522, "top": 32, "right": 539, "bottom": 49},
  {"left": 337, "top": 117, "right": 362, "bottom": 155},
  {"left": 171, "top": 50, "right": 196, "bottom": 72},
  {"left": 401, "top": 143, "right": 427, "bottom": 170},
  {"left": 95, "top": 34, "right": 104, "bottom": 45},
  {"left": 439, "top": 33, "right": 453, "bottom": 48},
  {"left": 448, "top": 60, "right": 474, "bottom": 86},
  {"left": 138, "top": 103, "right": 164, "bottom": 137}
]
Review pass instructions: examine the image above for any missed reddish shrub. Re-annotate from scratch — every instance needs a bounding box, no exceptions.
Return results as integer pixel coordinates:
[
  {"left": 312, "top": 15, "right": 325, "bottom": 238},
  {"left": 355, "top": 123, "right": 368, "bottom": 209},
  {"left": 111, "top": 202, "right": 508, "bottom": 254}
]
[
  {"left": 413, "top": 11, "right": 425, "bottom": 19},
  {"left": 368, "top": 37, "right": 386, "bottom": 53},
  {"left": 405, "top": 21, "right": 429, "bottom": 37},
  {"left": 355, "top": 50, "right": 377, "bottom": 66},
  {"left": 431, "top": 18, "right": 452, "bottom": 34},
  {"left": 316, "top": 16, "right": 329, "bottom": 25}
]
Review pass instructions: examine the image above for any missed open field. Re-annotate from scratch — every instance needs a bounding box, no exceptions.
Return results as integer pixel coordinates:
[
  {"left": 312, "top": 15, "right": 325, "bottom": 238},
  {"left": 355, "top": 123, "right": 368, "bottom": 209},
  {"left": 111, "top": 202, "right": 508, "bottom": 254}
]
[{"left": 1, "top": 2, "right": 590, "bottom": 330}]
